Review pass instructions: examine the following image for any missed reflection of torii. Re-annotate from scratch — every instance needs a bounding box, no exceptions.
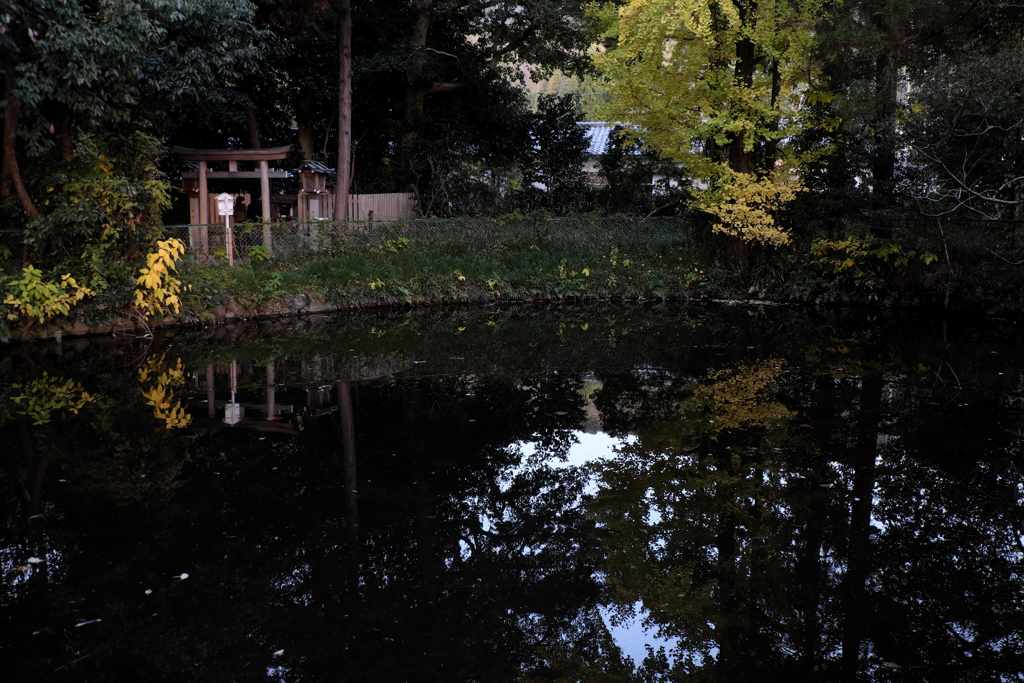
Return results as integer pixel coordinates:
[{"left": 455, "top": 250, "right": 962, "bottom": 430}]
[{"left": 173, "top": 145, "right": 293, "bottom": 225}]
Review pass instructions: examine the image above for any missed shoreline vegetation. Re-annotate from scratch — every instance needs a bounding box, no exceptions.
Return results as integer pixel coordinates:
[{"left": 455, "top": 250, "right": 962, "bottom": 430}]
[{"left": 3, "top": 214, "right": 1024, "bottom": 343}]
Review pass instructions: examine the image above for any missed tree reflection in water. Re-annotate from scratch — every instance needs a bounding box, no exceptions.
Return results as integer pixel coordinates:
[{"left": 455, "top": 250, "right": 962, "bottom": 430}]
[
  {"left": 1, "top": 306, "right": 1023, "bottom": 681},
  {"left": 587, "top": 332, "right": 1024, "bottom": 681}
]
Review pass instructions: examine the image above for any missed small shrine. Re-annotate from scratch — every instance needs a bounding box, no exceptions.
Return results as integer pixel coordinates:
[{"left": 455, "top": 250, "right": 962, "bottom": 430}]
[
  {"left": 172, "top": 145, "right": 416, "bottom": 260},
  {"left": 295, "top": 160, "right": 336, "bottom": 220}
]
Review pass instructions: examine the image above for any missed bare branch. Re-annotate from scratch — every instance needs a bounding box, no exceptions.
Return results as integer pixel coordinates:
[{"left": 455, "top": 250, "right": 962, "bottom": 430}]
[{"left": 911, "top": 143, "right": 1024, "bottom": 206}]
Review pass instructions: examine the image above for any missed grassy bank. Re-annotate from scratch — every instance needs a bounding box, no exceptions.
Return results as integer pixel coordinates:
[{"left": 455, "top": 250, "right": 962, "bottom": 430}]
[
  {"left": 174, "top": 215, "right": 1024, "bottom": 321},
  {"left": 5, "top": 214, "right": 1024, "bottom": 340},
  {"left": 176, "top": 217, "right": 710, "bottom": 316}
]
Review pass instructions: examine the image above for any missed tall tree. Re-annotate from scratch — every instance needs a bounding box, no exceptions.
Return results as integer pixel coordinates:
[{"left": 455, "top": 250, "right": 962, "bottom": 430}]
[
  {"left": 333, "top": 0, "right": 352, "bottom": 222},
  {"left": 396, "top": 0, "right": 591, "bottom": 202},
  {"left": 592, "top": 0, "right": 826, "bottom": 248},
  {"left": 808, "top": 0, "right": 993, "bottom": 217},
  {"left": 520, "top": 94, "right": 592, "bottom": 214}
]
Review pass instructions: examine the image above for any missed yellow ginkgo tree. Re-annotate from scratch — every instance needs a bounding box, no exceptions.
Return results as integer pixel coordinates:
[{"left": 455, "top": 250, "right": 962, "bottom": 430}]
[{"left": 591, "top": 0, "right": 832, "bottom": 248}]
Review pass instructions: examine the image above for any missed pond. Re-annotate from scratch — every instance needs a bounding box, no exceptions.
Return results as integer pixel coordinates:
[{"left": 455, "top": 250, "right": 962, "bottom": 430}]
[{"left": 2, "top": 304, "right": 1023, "bottom": 682}]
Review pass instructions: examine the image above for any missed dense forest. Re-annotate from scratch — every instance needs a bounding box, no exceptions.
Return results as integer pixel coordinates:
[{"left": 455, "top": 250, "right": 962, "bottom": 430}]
[
  {"left": 2, "top": 0, "right": 1024, "bottom": 331},
  {"left": 4, "top": 0, "right": 1023, "bottom": 224}
]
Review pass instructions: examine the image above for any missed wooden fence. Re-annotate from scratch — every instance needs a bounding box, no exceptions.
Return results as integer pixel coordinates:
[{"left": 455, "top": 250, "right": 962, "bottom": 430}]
[
  {"left": 299, "top": 192, "right": 417, "bottom": 222},
  {"left": 348, "top": 193, "right": 417, "bottom": 221}
]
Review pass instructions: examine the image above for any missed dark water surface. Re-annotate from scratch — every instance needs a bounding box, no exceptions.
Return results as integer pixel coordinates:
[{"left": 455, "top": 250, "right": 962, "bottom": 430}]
[{"left": 2, "top": 304, "right": 1023, "bottom": 682}]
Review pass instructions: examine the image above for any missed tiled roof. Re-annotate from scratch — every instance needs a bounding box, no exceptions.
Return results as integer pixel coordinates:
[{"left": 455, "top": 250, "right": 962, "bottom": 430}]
[
  {"left": 579, "top": 122, "right": 614, "bottom": 156},
  {"left": 579, "top": 122, "right": 643, "bottom": 156}
]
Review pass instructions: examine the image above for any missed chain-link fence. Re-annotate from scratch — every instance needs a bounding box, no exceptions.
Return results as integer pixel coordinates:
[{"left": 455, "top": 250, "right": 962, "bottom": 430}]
[
  {"left": 5, "top": 215, "right": 1024, "bottom": 272},
  {"left": 163, "top": 216, "right": 707, "bottom": 265}
]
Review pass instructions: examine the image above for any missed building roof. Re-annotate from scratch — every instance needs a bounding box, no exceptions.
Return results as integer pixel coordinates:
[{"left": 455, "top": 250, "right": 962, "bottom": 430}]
[
  {"left": 579, "top": 122, "right": 644, "bottom": 156},
  {"left": 296, "top": 160, "right": 336, "bottom": 177},
  {"left": 579, "top": 122, "right": 614, "bottom": 156}
]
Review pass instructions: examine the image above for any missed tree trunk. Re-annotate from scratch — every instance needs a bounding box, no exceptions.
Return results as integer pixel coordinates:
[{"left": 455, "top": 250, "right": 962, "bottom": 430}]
[
  {"left": 1, "top": 61, "right": 39, "bottom": 218},
  {"left": 765, "top": 60, "right": 781, "bottom": 167},
  {"left": 246, "top": 106, "right": 262, "bottom": 149},
  {"left": 333, "top": 0, "right": 352, "bottom": 225},
  {"left": 871, "top": 47, "right": 899, "bottom": 202},
  {"left": 296, "top": 95, "right": 317, "bottom": 160},
  {"left": 727, "top": 37, "right": 756, "bottom": 175},
  {"left": 337, "top": 381, "right": 360, "bottom": 590},
  {"left": 721, "top": 33, "right": 758, "bottom": 262},
  {"left": 400, "top": 0, "right": 434, "bottom": 193}
]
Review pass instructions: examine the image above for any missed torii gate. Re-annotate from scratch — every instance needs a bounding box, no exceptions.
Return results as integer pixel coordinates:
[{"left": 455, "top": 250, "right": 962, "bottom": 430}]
[{"left": 173, "top": 145, "right": 292, "bottom": 255}]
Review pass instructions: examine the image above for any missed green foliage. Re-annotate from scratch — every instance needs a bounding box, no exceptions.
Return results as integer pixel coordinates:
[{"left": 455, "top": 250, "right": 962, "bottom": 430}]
[
  {"left": 8, "top": 133, "right": 178, "bottom": 328},
  {"left": 369, "top": 237, "right": 410, "bottom": 254},
  {"left": 248, "top": 246, "right": 271, "bottom": 262},
  {"left": 0, "top": 0, "right": 265, "bottom": 327},
  {"left": 2, "top": 0, "right": 264, "bottom": 154},
  {"left": 3, "top": 266, "right": 94, "bottom": 324},
  {"left": 1, "top": 0, "right": 264, "bottom": 221},
  {"left": 8, "top": 372, "right": 96, "bottom": 425},
  {"left": 520, "top": 94, "right": 594, "bottom": 214},
  {"left": 595, "top": 126, "right": 691, "bottom": 216},
  {"left": 809, "top": 236, "right": 938, "bottom": 300},
  {"left": 35, "top": 133, "right": 171, "bottom": 255},
  {"left": 174, "top": 217, "right": 705, "bottom": 307}
]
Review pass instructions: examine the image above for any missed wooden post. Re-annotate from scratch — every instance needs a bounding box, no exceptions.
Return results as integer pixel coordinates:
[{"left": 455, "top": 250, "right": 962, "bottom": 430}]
[
  {"left": 260, "top": 159, "right": 272, "bottom": 251},
  {"left": 189, "top": 212, "right": 200, "bottom": 252},
  {"left": 198, "top": 161, "right": 209, "bottom": 256}
]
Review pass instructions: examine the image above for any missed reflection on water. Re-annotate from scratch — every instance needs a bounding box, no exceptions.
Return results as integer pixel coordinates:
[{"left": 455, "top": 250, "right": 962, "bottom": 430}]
[{"left": 2, "top": 305, "right": 1024, "bottom": 681}]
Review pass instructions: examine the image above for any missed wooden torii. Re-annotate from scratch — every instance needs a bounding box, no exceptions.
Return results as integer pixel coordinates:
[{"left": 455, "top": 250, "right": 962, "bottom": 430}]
[
  {"left": 173, "top": 145, "right": 293, "bottom": 257},
  {"left": 173, "top": 145, "right": 293, "bottom": 225}
]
